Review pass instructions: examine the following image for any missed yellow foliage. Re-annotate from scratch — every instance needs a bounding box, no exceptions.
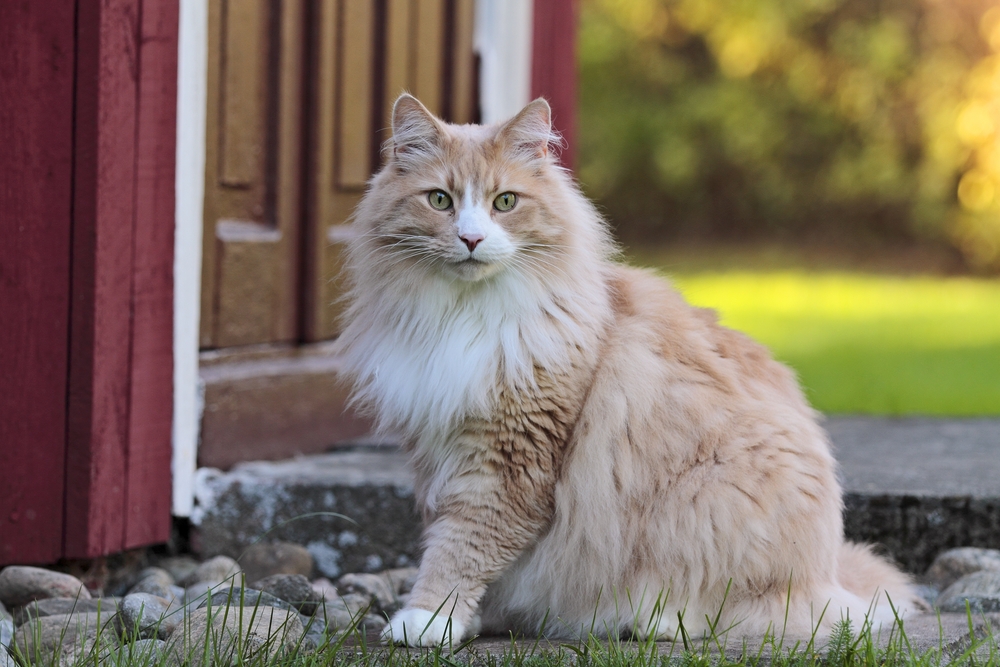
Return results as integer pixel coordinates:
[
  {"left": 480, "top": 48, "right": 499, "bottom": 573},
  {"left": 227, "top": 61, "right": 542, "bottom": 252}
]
[{"left": 579, "top": 0, "right": 1000, "bottom": 270}]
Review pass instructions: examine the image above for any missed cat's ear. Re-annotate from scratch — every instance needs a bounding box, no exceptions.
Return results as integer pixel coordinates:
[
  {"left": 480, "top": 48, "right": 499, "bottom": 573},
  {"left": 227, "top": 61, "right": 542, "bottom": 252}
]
[
  {"left": 497, "top": 98, "right": 556, "bottom": 160},
  {"left": 391, "top": 94, "right": 443, "bottom": 166}
]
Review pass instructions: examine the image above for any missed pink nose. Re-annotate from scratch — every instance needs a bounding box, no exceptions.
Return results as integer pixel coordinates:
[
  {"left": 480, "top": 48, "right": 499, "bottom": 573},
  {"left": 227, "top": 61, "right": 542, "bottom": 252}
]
[{"left": 460, "top": 233, "right": 484, "bottom": 252}]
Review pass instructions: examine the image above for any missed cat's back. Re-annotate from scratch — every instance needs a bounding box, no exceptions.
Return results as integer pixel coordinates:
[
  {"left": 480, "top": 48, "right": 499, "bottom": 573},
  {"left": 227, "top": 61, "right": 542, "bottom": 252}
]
[{"left": 599, "top": 263, "right": 810, "bottom": 416}]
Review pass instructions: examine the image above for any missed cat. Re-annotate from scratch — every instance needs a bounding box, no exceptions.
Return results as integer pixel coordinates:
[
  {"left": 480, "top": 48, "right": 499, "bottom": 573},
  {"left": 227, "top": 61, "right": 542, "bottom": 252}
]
[{"left": 335, "top": 93, "right": 923, "bottom": 647}]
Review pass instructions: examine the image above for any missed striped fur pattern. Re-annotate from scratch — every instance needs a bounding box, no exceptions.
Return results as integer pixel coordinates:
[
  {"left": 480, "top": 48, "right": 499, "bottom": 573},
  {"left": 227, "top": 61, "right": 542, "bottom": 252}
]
[{"left": 336, "top": 94, "right": 922, "bottom": 647}]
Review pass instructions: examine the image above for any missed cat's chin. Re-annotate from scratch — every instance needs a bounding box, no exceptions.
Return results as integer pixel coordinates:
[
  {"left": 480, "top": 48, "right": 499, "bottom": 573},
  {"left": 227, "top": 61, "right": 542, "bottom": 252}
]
[{"left": 444, "top": 258, "right": 506, "bottom": 282}]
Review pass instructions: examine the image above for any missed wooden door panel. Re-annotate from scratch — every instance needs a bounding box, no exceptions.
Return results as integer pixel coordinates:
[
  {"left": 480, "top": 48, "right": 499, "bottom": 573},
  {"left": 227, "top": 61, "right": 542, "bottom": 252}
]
[
  {"left": 412, "top": 0, "right": 445, "bottom": 115},
  {"left": 450, "top": 0, "right": 477, "bottom": 125},
  {"left": 220, "top": 0, "right": 267, "bottom": 187},
  {"left": 201, "top": 0, "right": 303, "bottom": 349},
  {"left": 338, "top": 3, "right": 377, "bottom": 189},
  {"left": 383, "top": 0, "right": 413, "bottom": 137}
]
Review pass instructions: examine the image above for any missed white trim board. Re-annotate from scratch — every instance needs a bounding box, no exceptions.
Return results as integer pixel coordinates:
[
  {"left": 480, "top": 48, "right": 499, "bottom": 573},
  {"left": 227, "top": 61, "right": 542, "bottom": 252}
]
[
  {"left": 475, "top": 0, "right": 533, "bottom": 124},
  {"left": 172, "top": 0, "right": 209, "bottom": 518}
]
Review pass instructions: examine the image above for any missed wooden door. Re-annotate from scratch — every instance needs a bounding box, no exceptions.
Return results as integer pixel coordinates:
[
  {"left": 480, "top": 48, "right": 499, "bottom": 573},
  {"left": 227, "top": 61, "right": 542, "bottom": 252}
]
[
  {"left": 200, "top": 0, "right": 305, "bottom": 348},
  {"left": 200, "top": 0, "right": 477, "bottom": 348}
]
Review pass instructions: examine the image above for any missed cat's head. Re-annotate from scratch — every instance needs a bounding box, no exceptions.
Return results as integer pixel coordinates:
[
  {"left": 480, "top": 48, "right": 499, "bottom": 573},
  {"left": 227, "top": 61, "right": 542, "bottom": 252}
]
[{"left": 351, "top": 94, "right": 604, "bottom": 286}]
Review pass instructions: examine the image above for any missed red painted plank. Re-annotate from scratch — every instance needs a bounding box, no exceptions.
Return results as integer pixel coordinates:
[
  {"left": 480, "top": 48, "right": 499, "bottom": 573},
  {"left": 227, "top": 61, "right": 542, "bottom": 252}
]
[
  {"left": 125, "top": 0, "right": 178, "bottom": 549},
  {"left": 531, "top": 0, "right": 578, "bottom": 169},
  {"left": 0, "top": 0, "right": 76, "bottom": 566},
  {"left": 65, "top": 0, "right": 141, "bottom": 559}
]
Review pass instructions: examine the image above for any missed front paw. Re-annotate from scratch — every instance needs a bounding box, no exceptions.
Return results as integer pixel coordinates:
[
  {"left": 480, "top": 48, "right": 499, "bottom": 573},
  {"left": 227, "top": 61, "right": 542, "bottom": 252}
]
[{"left": 381, "top": 607, "right": 466, "bottom": 647}]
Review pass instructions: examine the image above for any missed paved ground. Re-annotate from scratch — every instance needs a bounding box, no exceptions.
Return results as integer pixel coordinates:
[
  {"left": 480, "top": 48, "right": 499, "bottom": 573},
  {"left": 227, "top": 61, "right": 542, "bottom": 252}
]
[
  {"left": 348, "top": 612, "right": 1000, "bottom": 662},
  {"left": 828, "top": 417, "right": 1000, "bottom": 497}
]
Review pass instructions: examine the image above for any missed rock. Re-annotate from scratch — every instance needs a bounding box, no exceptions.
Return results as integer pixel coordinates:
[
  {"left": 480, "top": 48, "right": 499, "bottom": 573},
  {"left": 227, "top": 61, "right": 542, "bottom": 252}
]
[
  {"left": 128, "top": 567, "right": 175, "bottom": 599},
  {"left": 0, "top": 619, "right": 12, "bottom": 649},
  {"left": 336, "top": 573, "right": 395, "bottom": 612},
  {"left": 252, "top": 575, "right": 322, "bottom": 615},
  {"left": 182, "top": 580, "right": 226, "bottom": 607},
  {"left": 314, "top": 598, "right": 357, "bottom": 633},
  {"left": 315, "top": 594, "right": 375, "bottom": 633},
  {"left": 12, "top": 597, "right": 118, "bottom": 627},
  {"left": 115, "top": 593, "right": 176, "bottom": 640},
  {"left": 194, "top": 452, "right": 422, "bottom": 578},
  {"left": 311, "top": 578, "right": 338, "bottom": 601},
  {"left": 383, "top": 567, "right": 419, "bottom": 596},
  {"left": 164, "top": 605, "right": 303, "bottom": 667},
  {"left": 13, "top": 612, "right": 117, "bottom": 667},
  {"left": 0, "top": 567, "right": 91, "bottom": 608},
  {"left": 338, "top": 593, "right": 374, "bottom": 616},
  {"left": 240, "top": 542, "right": 314, "bottom": 584},
  {"left": 0, "top": 602, "right": 10, "bottom": 624},
  {"left": 197, "top": 587, "right": 299, "bottom": 617},
  {"left": 361, "top": 613, "right": 387, "bottom": 632},
  {"left": 101, "top": 638, "right": 167, "bottom": 664},
  {"left": 182, "top": 555, "right": 241, "bottom": 586},
  {"left": 156, "top": 556, "right": 201, "bottom": 585},
  {"left": 300, "top": 614, "right": 328, "bottom": 651},
  {"left": 925, "top": 548, "right": 1000, "bottom": 591},
  {"left": 937, "top": 570, "right": 1000, "bottom": 613},
  {"left": 913, "top": 584, "right": 939, "bottom": 608}
]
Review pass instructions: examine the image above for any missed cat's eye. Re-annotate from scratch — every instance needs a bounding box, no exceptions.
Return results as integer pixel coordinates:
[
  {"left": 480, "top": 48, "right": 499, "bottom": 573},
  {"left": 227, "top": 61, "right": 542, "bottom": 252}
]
[
  {"left": 428, "top": 190, "right": 452, "bottom": 210},
  {"left": 493, "top": 192, "right": 517, "bottom": 211}
]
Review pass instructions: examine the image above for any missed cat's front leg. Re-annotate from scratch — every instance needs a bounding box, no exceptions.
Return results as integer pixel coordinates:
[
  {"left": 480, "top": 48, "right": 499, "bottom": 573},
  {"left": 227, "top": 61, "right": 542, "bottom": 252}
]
[{"left": 382, "top": 467, "right": 553, "bottom": 646}]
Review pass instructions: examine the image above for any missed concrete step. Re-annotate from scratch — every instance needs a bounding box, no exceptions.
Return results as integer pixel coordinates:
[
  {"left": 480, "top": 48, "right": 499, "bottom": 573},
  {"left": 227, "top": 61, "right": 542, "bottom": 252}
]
[{"left": 193, "top": 417, "right": 1000, "bottom": 578}]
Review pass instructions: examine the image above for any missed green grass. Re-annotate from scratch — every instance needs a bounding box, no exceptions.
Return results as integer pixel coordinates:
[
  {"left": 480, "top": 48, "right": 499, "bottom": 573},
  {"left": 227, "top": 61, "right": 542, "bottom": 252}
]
[
  {"left": 628, "top": 245, "right": 1000, "bottom": 415},
  {"left": 14, "top": 603, "right": 1000, "bottom": 667}
]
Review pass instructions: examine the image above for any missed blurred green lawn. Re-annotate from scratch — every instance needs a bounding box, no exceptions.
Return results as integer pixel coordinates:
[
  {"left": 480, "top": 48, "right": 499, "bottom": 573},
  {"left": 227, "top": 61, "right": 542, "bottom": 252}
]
[{"left": 630, "top": 246, "right": 1000, "bottom": 415}]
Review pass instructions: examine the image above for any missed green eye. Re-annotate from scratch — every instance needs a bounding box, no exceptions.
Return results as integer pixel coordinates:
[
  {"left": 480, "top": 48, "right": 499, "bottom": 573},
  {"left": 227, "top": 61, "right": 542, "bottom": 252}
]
[
  {"left": 493, "top": 192, "right": 517, "bottom": 211},
  {"left": 428, "top": 190, "right": 452, "bottom": 210}
]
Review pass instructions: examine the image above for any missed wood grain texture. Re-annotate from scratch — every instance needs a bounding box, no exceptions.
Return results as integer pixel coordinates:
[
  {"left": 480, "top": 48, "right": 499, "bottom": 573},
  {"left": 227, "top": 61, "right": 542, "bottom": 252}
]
[
  {"left": 220, "top": 0, "right": 267, "bottom": 186},
  {"left": 383, "top": 0, "right": 413, "bottom": 132},
  {"left": 412, "top": 0, "right": 445, "bottom": 115},
  {"left": 0, "top": 0, "right": 76, "bottom": 566},
  {"left": 1, "top": 0, "right": 177, "bottom": 563},
  {"left": 531, "top": 0, "right": 577, "bottom": 169},
  {"left": 199, "top": 0, "right": 223, "bottom": 347},
  {"left": 449, "top": 0, "right": 476, "bottom": 124},
  {"left": 275, "top": 0, "right": 306, "bottom": 346},
  {"left": 65, "top": 0, "right": 140, "bottom": 559},
  {"left": 126, "top": 0, "right": 179, "bottom": 549},
  {"left": 337, "top": 1, "right": 376, "bottom": 188}
]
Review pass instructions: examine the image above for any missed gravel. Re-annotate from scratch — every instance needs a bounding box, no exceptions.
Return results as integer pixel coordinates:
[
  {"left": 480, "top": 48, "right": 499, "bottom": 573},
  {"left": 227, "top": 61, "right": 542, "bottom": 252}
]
[{"left": 5, "top": 543, "right": 999, "bottom": 663}]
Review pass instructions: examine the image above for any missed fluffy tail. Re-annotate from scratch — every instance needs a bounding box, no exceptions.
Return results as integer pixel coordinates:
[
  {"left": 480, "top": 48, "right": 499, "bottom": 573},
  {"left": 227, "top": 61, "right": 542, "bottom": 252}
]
[{"left": 835, "top": 542, "right": 926, "bottom": 625}]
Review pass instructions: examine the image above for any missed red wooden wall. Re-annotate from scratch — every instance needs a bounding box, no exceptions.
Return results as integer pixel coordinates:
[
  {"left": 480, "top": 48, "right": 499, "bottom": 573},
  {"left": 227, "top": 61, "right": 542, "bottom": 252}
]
[
  {"left": 532, "top": 0, "right": 578, "bottom": 169},
  {"left": 0, "top": 0, "right": 177, "bottom": 565}
]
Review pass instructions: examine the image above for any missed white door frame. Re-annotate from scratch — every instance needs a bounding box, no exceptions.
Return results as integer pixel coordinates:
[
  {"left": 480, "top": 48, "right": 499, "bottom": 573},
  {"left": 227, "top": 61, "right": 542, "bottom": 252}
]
[{"left": 172, "top": 0, "right": 208, "bottom": 517}]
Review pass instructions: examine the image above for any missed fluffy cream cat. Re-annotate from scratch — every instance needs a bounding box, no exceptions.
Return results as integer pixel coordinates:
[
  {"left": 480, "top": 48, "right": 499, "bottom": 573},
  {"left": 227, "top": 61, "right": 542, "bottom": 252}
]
[{"left": 336, "top": 94, "right": 921, "bottom": 647}]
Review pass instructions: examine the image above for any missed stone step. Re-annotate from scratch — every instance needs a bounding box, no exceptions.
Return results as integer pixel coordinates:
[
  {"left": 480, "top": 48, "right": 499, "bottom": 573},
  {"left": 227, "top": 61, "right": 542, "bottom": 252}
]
[{"left": 193, "top": 417, "right": 1000, "bottom": 579}]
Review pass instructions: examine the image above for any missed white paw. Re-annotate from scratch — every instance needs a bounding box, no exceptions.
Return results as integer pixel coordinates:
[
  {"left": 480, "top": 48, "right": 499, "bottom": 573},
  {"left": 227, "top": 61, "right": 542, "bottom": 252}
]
[{"left": 381, "top": 607, "right": 466, "bottom": 647}]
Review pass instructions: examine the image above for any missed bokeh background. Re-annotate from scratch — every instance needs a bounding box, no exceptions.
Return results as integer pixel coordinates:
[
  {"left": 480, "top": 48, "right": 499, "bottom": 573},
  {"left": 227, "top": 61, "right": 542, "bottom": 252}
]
[{"left": 575, "top": 0, "right": 1000, "bottom": 415}]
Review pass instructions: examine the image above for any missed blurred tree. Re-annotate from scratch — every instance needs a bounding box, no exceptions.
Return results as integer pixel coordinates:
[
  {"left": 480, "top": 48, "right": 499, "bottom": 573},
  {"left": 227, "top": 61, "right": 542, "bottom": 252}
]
[{"left": 578, "top": 0, "right": 1000, "bottom": 271}]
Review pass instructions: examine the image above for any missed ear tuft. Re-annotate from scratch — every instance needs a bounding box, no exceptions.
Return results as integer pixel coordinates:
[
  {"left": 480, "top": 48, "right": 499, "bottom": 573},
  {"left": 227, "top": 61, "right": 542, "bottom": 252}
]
[
  {"left": 391, "top": 94, "right": 442, "bottom": 165},
  {"left": 497, "top": 98, "right": 558, "bottom": 160}
]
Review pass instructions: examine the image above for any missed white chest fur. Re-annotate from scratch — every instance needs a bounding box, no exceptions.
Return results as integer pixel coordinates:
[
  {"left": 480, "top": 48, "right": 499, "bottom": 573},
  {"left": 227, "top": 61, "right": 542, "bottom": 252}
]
[{"left": 339, "top": 270, "right": 596, "bottom": 442}]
